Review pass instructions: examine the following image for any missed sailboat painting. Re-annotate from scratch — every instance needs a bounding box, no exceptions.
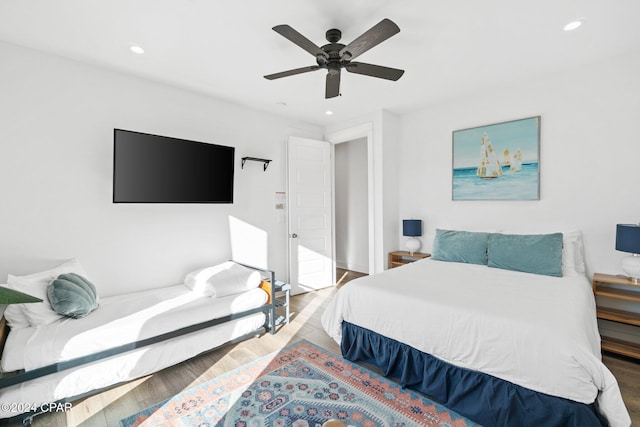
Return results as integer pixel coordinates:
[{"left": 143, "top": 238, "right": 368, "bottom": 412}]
[{"left": 452, "top": 116, "right": 540, "bottom": 200}]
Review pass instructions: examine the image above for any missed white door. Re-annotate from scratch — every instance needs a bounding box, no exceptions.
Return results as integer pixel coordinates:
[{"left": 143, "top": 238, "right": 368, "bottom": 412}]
[{"left": 287, "top": 136, "right": 334, "bottom": 295}]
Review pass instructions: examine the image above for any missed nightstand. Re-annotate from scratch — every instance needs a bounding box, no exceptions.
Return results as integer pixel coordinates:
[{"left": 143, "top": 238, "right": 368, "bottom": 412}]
[
  {"left": 388, "top": 251, "right": 430, "bottom": 269},
  {"left": 260, "top": 279, "right": 291, "bottom": 331},
  {"left": 592, "top": 273, "right": 640, "bottom": 359}
]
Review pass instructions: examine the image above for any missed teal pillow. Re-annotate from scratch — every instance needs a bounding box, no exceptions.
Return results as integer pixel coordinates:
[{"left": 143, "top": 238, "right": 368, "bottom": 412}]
[
  {"left": 47, "top": 273, "right": 99, "bottom": 318},
  {"left": 488, "top": 233, "right": 563, "bottom": 277},
  {"left": 431, "top": 229, "right": 490, "bottom": 265}
]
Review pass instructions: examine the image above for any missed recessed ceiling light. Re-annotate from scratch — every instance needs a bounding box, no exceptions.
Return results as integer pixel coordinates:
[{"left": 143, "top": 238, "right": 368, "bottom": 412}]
[
  {"left": 564, "top": 19, "right": 584, "bottom": 31},
  {"left": 129, "top": 45, "right": 145, "bottom": 54},
  {"left": 325, "top": 110, "right": 333, "bottom": 116}
]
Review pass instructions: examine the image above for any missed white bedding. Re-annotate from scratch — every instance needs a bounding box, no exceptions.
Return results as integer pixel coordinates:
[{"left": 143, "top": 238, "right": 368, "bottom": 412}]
[
  {"left": 321, "top": 258, "right": 631, "bottom": 427},
  {"left": 2, "top": 284, "right": 267, "bottom": 372},
  {"left": 0, "top": 284, "right": 268, "bottom": 418}
]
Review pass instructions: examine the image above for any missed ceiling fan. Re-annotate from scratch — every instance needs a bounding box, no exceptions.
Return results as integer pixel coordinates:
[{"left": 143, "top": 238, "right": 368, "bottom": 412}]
[{"left": 264, "top": 18, "right": 404, "bottom": 98}]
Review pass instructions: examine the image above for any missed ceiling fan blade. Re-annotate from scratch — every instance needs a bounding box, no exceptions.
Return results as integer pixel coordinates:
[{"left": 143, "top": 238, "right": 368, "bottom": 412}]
[
  {"left": 264, "top": 65, "right": 322, "bottom": 80},
  {"left": 345, "top": 62, "right": 404, "bottom": 81},
  {"left": 272, "top": 25, "right": 329, "bottom": 59},
  {"left": 325, "top": 72, "right": 341, "bottom": 98},
  {"left": 339, "top": 18, "right": 400, "bottom": 61}
]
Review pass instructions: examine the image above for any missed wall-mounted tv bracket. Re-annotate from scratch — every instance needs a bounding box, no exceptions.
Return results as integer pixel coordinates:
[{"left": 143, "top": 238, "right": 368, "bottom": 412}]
[{"left": 241, "top": 157, "right": 272, "bottom": 171}]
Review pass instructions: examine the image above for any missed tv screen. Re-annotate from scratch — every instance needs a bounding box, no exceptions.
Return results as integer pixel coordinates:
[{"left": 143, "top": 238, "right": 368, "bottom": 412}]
[{"left": 113, "top": 129, "right": 234, "bottom": 203}]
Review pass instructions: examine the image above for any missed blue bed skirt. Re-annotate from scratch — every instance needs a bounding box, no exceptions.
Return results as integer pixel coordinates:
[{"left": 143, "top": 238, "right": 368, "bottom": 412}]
[{"left": 341, "top": 322, "right": 606, "bottom": 427}]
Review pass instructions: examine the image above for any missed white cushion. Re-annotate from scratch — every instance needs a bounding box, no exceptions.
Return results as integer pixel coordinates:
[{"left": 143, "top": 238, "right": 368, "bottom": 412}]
[
  {"left": 562, "top": 230, "right": 585, "bottom": 276},
  {"left": 7, "top": 259, "right": 89, "bottom": 327},
  {"left": 184, "top": 261, "right": 261, "bottom": 298}
]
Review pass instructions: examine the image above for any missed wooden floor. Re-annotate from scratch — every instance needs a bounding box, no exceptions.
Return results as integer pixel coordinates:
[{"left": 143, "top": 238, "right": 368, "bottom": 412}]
[{"left": 15, "top": 268, "right": 640, "bottom": 426}]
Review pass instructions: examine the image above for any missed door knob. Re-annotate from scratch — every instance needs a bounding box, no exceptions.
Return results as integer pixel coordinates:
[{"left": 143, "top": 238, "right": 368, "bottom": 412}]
[{"left": 290, "top": 233, "right": 298, "bottom": 238}]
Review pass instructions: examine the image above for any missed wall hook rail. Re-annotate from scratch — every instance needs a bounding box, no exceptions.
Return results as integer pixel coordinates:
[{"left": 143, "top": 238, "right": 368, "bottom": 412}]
[{"left": 241, "top": 157, "right": 272, "bottom": 171}]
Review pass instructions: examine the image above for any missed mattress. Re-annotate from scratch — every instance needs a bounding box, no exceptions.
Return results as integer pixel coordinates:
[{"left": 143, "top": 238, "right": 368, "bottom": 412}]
[
  {"left": 321, "top": 258, "right": 630, "bottom": 427},
  {"left": 0, "top": 284, "right": 268, "bottom": 418}
]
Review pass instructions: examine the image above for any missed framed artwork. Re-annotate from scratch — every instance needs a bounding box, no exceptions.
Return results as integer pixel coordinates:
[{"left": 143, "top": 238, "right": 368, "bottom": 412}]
[{"left": 452, "top": 116, "right": 540, "bottom": 201}]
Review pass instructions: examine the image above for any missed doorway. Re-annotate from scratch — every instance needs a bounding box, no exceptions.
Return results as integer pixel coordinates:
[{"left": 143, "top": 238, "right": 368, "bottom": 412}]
[
  {"left": 334, "top": 138, "right": 369, "bottom": 274},
  {"left": 327, "top": 122, "right": 375, "bottom": 276}
]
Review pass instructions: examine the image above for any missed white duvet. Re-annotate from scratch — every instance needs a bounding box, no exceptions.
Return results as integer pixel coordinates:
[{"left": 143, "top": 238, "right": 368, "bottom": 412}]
[
  {"left": 0, "top": 284, "right": 268, "bottom": 418},
  {"left": 321, "top": 259, "right": 630, "bottom": 427}
]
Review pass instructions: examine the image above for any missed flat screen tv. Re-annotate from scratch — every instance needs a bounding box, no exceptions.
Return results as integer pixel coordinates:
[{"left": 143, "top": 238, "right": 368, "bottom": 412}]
[{"left": 113, "top": 129, "right": 234, "bottom": 203}]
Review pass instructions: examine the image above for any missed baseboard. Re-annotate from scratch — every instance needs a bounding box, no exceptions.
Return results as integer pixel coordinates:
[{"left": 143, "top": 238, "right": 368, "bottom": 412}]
[{"left": 336, "top": 260, "right": 368, "bottom": 274}]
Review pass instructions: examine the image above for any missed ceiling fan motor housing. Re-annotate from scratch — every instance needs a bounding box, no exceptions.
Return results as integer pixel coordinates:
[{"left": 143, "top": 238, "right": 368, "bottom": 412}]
[
  {"left": 265, "top": 19, "right": 403, "bottom": 98},
  {"left": 318, "top": 30, "right": 347, "bottom": 74}
]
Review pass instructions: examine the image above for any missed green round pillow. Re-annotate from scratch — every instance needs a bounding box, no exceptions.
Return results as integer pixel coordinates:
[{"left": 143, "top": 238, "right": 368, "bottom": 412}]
[{"left": 47, "top": 273, "right": 99, "bottom": 318}]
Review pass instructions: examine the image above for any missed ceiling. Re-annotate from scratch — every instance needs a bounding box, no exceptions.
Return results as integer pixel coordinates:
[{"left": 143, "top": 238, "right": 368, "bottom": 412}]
[{"left": 1, "top": 0, "right": 639, "bottom": 126}]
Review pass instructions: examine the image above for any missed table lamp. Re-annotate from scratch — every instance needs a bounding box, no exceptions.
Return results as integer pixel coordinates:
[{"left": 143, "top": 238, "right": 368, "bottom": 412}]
[
  {"left": 615, "top": 224, "right": 640, "bottom": 284},
  {"left": 403, "top": 219, "right": 422, "bottom": 255}
]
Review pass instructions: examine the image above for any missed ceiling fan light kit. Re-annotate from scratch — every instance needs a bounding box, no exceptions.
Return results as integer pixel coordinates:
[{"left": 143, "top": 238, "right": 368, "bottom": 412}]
[{"left": 264, "top": 18, "right": 404, "bottom": 98}]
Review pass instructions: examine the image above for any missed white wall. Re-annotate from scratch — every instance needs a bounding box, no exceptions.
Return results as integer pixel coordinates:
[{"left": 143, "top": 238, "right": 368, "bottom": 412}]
[
  {"left": 335, "top": 138, "right": 368, "bottom": 273},
  {"left": 380, "top": 110, "right": 400, "bottom": 265},
  {"left": 0, "top": 42, "right": 322, "bottom": 296},
  {"left": 398, "top": 49, "right": 640, "bottom": 277}
]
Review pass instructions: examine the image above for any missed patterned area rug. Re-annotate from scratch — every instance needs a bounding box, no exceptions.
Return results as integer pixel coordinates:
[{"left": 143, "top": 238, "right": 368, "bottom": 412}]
[{"left": 120, "top": 340, "right": 479, "bottom": 427}]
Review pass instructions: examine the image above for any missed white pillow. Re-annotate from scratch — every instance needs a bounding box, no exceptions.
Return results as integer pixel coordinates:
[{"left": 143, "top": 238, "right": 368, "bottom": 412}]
[
  {"left": 562, "top": 230, "right": 585, "bottom": 276},
  {"left": 7, "top": 259, "right": 89, "bottom": 327},
  {"left": 184, "top": 261, "right": 261, "bottom": 298}
]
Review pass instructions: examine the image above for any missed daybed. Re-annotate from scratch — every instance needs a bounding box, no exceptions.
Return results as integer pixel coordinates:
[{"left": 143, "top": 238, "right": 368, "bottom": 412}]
[
  {"left": 322, "top": 230, "right": 631, "bottom": 427},
  {"left": 0, "top": 259, "right": 278, "bottom": 425}
]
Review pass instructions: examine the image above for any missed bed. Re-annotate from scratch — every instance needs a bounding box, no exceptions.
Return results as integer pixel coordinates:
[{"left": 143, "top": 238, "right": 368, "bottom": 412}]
[
  {"left": 0, "top": 259, "right": 277, "bottom": 425},
  {"left": 322, "top": 230, "right": 631, "bottom": 427}
]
